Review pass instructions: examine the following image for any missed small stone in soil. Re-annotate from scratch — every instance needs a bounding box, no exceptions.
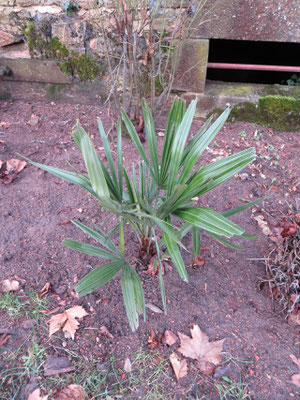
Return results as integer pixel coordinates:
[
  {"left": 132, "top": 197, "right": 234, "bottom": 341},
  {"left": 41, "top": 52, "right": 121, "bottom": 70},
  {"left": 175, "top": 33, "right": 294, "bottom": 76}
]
[
  {"left": 214, "top": 362, "right": 234, "bottom": 379},
  {"left": 20, "top": 319, "right": 37, "bottom": 330},
  {"left": 44, "top": 356, "right": 75, "bottom": 376},
  {"left": 56, "top": 286, "right": 67, "bottom": 295}
]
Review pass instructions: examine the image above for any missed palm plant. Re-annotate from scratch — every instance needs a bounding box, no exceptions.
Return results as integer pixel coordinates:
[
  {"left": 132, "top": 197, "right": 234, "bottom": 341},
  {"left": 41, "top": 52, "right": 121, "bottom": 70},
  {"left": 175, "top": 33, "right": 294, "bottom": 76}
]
[{"left": 25, "top": 98, "right": 262, "bottom": 331}]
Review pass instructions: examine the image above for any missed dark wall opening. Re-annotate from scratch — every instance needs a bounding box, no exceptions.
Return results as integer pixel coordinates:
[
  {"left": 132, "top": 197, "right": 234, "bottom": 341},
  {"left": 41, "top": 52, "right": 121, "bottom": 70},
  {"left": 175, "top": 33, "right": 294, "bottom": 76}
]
[{"left": 207, "top": 39, "right": 300, "bottom": 85}]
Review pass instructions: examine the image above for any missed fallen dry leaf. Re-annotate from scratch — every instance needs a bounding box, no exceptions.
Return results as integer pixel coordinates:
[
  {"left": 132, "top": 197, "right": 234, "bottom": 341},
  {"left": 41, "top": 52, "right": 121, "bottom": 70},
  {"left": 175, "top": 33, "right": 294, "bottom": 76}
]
[
  {"left": 28, "top": 114, "right": 40, "bottom": 127},
  {"left": 254, "top": 215, "right": 272, "bottom": 236},
  {"left": 145, "top": 303, "right": 163, "bottom": 314},
  {"left": 278, "top": 220, "right": 297, "bottom": 238},
  {"left": 0, "top": 159, "right": 26, "bottom": 184},
  {"left": 148, "top": 328, "right": 163, "bottom": 350},
  {"left": 0, "top": 333, "right": 10, "bottom": 346},
  {"left": 99, "top": 325, "right": 114, "bottom": 339},
  {"left": 124, "top": 357, "right": 132, "bottom": 373},
  {"left": 288, "top": 312, "right": 300, "bottom": 326},
  {"left": 54, "top": 384, "right": 86, "bottom": 400},
  {"left": 28, "top": 388, "right": 49, "bottom": 400},
  {"left": 192, "top": 255, "right": 206, "bottom": 267},
  {"left": 39, "top": 282, "right": 50, "bottom": 298},
  {"left": 164, "top": 330, "right": 178, "bottom": 346},
  {"left": 177, "top": 324, "right": 224, "bottom": 374},
  {"left": 40, "top": 306, "right": 60, "bottom": 315},
  {"left": 290, "top": 354, "right": 300, "bottom": 370},
  {"left": 0, "top": 121, "right": 10, "bottom": 129},
  {"left": 48, "top": 306, "right": 88, "bottom": 340},
  {"left": 1, "top": 278, "right": 20, "bottom": 292},
  {"left": 290, "top": 374, "right": 300, "bottom": 388},
  {"left": 169, "top": 352, "right": 188, "bottom": 381}
]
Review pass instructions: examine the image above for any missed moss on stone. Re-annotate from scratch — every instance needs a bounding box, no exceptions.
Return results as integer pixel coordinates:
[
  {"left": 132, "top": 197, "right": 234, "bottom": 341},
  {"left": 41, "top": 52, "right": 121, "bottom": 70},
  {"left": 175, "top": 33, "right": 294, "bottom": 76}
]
[
  {"left": 209, "top": 95, "right": 300, "bottom": 131},
  {"left": 258, "top": 95, "right": 300, "bottom": 130},
  {"left": 23, "top": 22, "right": 100, "bottom": 81},
  {"left": 219, "top": 85, "right": 253, "bottom": 96},
  {"left": 23, "top": 23, "right": 69, "bottom": 59},
  {"left": 261, "top": 84, "right": 300, "bottom": 98},
  {"left": 59, "top": 54, "right": 100, "bottom": 81},
  {"left": 230, "top": 102, "right": 258, "bottom": 123}
]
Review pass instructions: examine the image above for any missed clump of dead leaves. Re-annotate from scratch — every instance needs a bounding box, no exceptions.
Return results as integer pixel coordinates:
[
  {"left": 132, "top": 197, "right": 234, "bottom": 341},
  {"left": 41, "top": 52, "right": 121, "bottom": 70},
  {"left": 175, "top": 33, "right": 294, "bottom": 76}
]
[
  {"left": 149, "top": 324, "right": 224, "bottom": 381},
  {"left": 29, "top": 384, "right": 86, "bottom": 400},
  {"left": 261, "top": 215, "right": 300, "bottom": 325}
]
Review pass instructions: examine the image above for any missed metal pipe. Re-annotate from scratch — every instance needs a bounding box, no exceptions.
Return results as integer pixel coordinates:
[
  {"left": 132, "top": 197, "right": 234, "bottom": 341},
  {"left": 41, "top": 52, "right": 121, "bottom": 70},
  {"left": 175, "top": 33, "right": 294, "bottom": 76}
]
[{"left": 207, "top": 62, "right": 300, "bottom": 73}]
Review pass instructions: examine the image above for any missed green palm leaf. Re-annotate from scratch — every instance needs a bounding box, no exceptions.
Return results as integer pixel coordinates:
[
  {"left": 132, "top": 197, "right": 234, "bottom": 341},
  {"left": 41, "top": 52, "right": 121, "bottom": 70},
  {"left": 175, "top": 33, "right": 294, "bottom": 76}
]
[
  {"left": 174, "top": 207, "right": 244, "bottom": 238},
  {"left": 76, "top": 260, "right": 125, "bottom": 297},
  {"left": 63, "top": 239, "right": 121, "bottom": 260},
  {"left": 73, "top": 125, "right": 109, "bottom": 199},
  {"left": 121, "top": 263, "right": 145, "bottom": 331}
]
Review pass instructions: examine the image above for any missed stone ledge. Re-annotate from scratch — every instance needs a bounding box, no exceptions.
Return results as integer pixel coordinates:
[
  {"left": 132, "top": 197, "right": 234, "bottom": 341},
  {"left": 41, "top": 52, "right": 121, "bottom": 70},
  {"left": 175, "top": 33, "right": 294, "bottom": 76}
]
[
  {"left": 0, "top": 58, "right": 70, "bottom": 83},
  {"left": 0, "top": 79, "right": 107, "bottom": 104}
]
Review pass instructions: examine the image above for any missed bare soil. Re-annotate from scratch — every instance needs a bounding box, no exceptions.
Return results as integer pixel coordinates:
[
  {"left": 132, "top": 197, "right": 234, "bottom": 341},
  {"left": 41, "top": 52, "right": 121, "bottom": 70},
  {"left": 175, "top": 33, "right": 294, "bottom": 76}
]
[{"left": 0, "top": 99, "right": 299, "bottom": 399}]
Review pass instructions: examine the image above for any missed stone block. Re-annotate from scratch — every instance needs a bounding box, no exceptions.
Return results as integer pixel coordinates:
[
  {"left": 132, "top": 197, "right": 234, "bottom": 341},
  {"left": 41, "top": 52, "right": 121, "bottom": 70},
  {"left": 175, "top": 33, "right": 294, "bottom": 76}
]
[
  {"left": 52, "top": 20, "right": 90, "bottom": 53},
  {"left": 0, "top": 30, "right": 19, "bottom": 47},
  {"left": 0, "top": 78, "right": 108, "bottom": 104},
  {"left": 173, "top": 38, "right": 209, "bottom": 93},
  {"left": 0, "top": 42, "right": 30, "bottom": 58},
  {"left": 0, "top": 58, "right": 70, "bottom": 83}
]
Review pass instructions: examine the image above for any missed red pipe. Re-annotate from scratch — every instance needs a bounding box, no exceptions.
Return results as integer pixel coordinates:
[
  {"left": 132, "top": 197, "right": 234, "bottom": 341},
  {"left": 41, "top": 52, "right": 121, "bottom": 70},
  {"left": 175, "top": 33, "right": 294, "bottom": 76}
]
[{"left": 207, "top": 62, "right": 300, "bottom": 73}]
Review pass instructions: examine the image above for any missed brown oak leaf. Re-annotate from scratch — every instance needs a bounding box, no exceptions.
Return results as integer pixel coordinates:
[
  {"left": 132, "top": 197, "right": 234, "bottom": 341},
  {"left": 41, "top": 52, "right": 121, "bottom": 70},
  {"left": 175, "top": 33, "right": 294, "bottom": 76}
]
[
  {"left": 177, "top": 324, "right": 224, "bottom": 374},
  {"left": 169, "top": 352, "right": 188, "bottom": 381},
  {"left": 48, "top": 306, "right": 88, "bottom": 340}
]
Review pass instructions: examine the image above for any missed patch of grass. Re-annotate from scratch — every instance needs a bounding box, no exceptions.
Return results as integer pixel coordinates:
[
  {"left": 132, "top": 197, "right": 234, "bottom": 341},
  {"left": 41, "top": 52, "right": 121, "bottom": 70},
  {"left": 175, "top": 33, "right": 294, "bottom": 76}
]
[
  {"left": 0, "top": 336, "right": 46, "bottom": 399},
  {"left": 21, "top": 341, "right": 47, "bottom": 374},
  {"left": 0, "top": 290, "right": 49, "bottom": 324},
  {"left": 216, "top": 377, "right": 251, "bottom": 400},
  {"left": 26, "top": 291, "right": 49, "bottom": 322},
  {"left": 0, "top": 292, "right": 24, "bottom": 317},
  {"left": 45, "top": 348, "right": 169, "bottom": 399},
  {"left": 118, "top": 350, "right": 169, "bottom": 399}
]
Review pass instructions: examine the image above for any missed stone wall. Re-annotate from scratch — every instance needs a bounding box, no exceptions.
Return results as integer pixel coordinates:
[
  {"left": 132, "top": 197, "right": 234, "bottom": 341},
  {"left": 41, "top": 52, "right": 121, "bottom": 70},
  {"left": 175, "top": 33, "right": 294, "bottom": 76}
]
[
  {"left": 195, "top": 0, "right": 300, "bottom": 43},
  {"left": 0, "top": 1, "right": 95, "bottom": 58},
  {"left": 1, "top": 0, "right": 299, "bottom": 99},
  {"left": 0, "top": 1, "right": 188, "bottom": 59}
]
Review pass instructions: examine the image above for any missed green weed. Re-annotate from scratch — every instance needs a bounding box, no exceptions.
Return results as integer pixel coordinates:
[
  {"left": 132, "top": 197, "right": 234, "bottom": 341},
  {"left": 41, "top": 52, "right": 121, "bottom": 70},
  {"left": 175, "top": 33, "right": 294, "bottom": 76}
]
[{"left": 216, "top": 377, "right": 251, "bottom": 400}]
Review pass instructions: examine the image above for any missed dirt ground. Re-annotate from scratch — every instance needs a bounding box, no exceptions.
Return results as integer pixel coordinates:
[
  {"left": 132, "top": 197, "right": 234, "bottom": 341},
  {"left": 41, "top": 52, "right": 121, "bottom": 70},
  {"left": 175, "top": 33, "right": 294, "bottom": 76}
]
[{"left": 0, "top": 99, "right": 299, "bottom": 400}]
